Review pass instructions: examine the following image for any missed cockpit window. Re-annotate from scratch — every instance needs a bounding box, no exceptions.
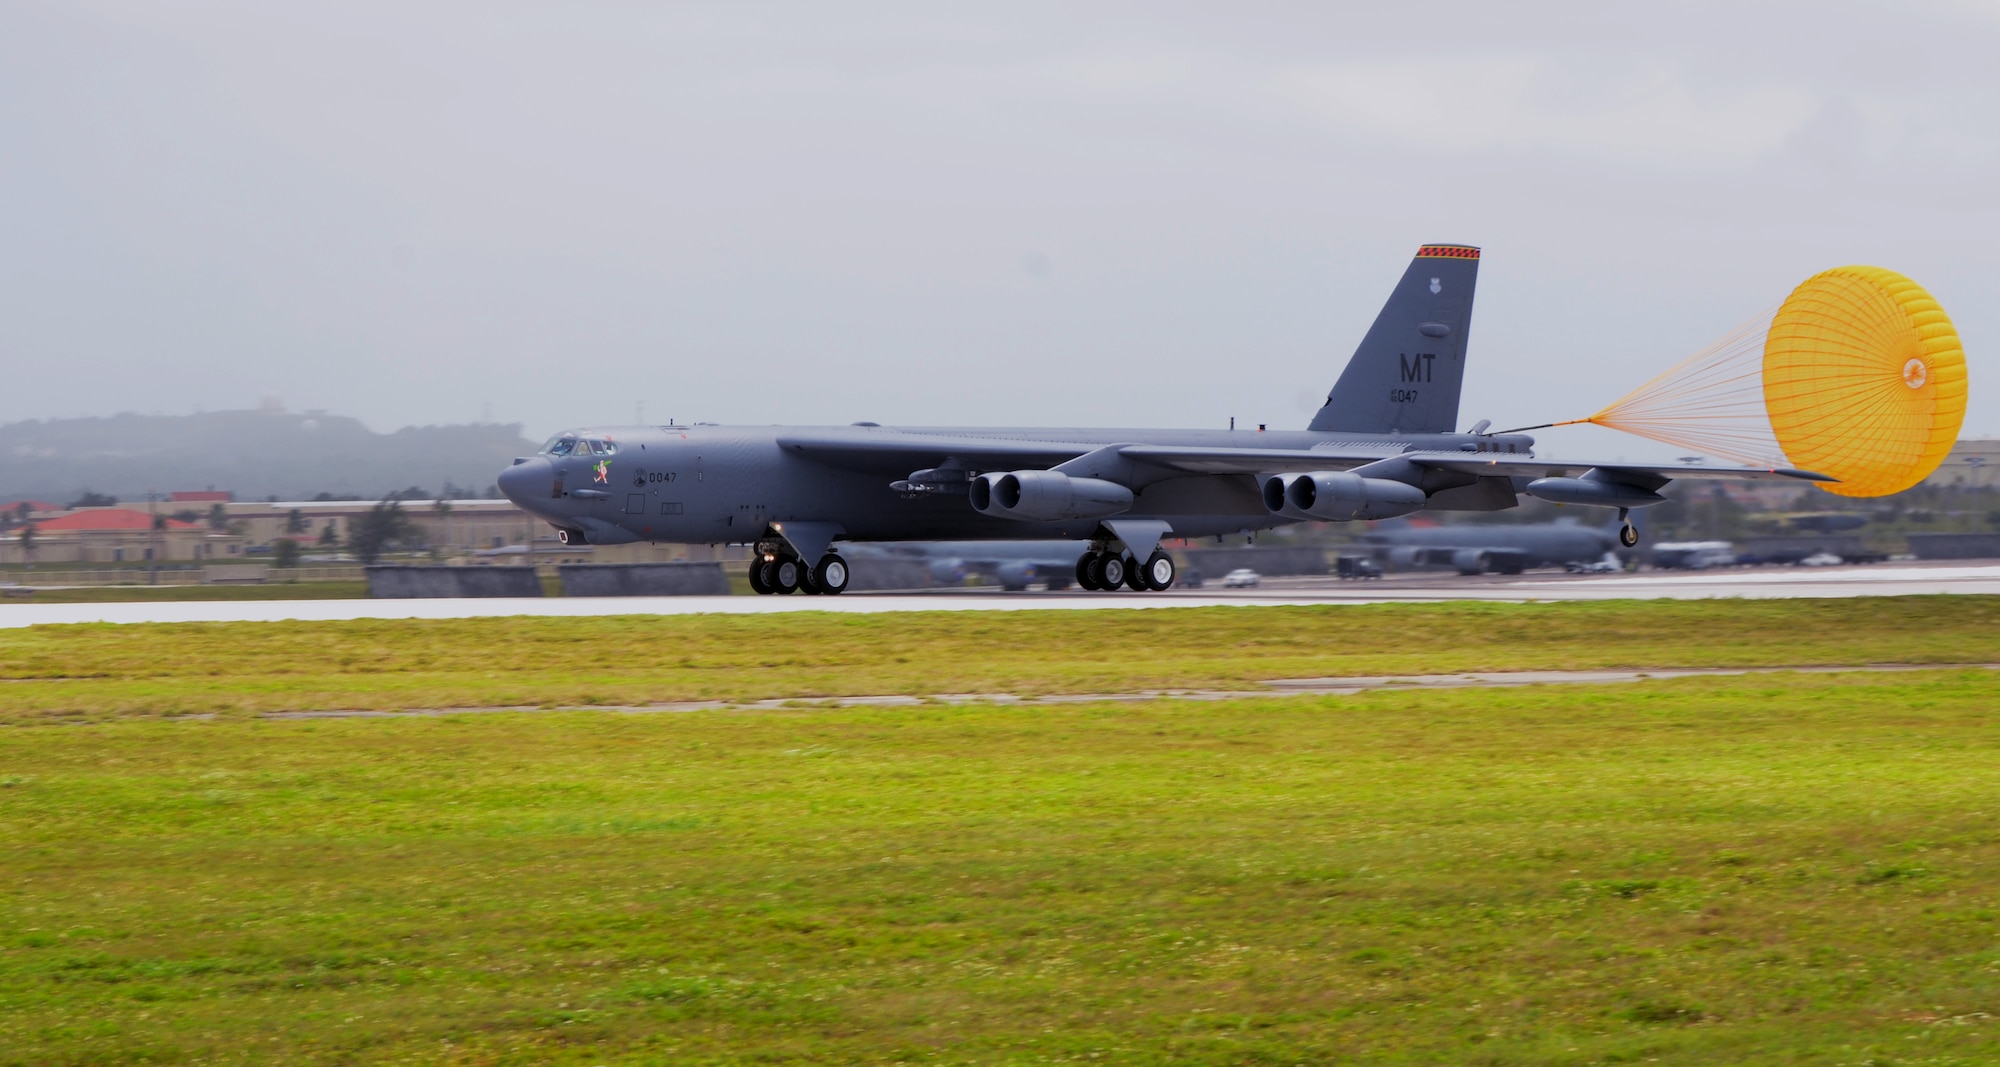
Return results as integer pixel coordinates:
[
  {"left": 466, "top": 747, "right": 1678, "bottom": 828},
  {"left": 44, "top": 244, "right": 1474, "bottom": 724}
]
[
  {"left": 543, "top": 435, "right": 578, "bottom": 456},
  {"left": 595, "top": 439, "right": 619, "bottom": 456}
]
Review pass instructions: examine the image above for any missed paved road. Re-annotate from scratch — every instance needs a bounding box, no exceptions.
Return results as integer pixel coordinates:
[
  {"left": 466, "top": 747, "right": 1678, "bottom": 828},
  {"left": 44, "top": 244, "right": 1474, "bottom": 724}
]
[{"left": 1, "top": 562, "right": 1993, "bottom": 628}]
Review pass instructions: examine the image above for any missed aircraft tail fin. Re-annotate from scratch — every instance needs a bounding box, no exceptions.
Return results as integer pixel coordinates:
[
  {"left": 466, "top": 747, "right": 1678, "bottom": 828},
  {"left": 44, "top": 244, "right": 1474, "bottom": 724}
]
[{"left": 1309, "top": 244, "right": 1480, "bottom": 435}]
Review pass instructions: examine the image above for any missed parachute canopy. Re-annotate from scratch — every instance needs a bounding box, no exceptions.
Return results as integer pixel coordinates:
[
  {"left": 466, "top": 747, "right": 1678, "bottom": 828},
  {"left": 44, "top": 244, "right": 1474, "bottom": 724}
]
[
  {"left": 1555, "top": 265, "right": 1966, "bottom": 498},
  {"left": 1763, "top": 267, "right": 1966, "bottom": 497}
]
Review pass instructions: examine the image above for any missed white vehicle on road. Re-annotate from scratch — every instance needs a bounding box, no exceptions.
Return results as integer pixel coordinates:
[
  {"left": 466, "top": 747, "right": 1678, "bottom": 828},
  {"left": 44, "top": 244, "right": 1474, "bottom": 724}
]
[{"left": 1221, "top": 568, "right": 1261, "bottom": 588}]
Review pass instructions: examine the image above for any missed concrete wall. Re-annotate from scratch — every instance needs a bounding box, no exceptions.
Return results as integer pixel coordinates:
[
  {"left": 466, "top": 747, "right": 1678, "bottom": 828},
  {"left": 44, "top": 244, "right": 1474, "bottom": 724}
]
[
  {"left": 1909, "top": 533, "right": 2000, "bottom": 560},
  {"left": 1178, "top": 546, "right": 1329, "bottom": 579},
  {"left": 366, "top": 565, "right": 543, "bottom": 598},
  {"left": 559, "top": 562, "right": 730, "bottom": 596}
]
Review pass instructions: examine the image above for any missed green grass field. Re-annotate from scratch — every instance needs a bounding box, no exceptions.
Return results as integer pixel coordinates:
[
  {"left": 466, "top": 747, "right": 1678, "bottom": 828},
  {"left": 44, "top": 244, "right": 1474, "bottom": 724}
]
[
  {"left": 2, "top": 597, "right": 1998, "bottom": 722},
  {"left": 3, "top": 601, "right": 2000, "bottom": 1064}
]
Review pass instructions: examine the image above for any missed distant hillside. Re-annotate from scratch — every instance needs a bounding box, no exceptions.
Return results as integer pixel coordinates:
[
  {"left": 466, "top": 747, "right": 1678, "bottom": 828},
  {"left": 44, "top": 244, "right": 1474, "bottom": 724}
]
[{"left": 0, "top": 410, "right": 540, "bottom": 502}]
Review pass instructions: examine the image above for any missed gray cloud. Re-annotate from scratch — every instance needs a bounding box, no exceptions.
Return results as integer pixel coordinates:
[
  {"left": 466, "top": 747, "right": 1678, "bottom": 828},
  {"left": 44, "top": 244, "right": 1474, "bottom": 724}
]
[{"left": 2, "top": 1, "right": 1995, "bottom": 459}]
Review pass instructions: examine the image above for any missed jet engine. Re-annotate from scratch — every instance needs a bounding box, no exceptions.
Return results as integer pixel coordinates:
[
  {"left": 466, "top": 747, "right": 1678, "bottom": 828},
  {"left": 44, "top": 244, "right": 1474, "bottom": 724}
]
[
  {"left": 1262, "top": 471, "right": 1426, "bottom": 521},
  {"left": 969, "top": 470, "right": 1133, "bottom": 521}
]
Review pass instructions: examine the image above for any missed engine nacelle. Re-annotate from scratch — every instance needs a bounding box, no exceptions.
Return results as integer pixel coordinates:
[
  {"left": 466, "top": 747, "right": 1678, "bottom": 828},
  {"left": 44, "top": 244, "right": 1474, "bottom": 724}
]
[
  {"left": 1524, "top": 470, "right": 1666, "bottom": 509},
  {"left": 1262, "top": 472, "right": 1306, "bottom": 515},
  {"left": 969, "top": 470, "right": 1133, "bottom": 521},
  {"left": 1264, "top": 471, "right": 1426, "bottom": 521}
]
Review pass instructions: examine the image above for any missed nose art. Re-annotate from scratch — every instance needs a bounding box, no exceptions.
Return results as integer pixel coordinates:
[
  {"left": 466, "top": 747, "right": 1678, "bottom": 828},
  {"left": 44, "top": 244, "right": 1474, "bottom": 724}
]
[{"left": 497, "top": 457, "right": 554, "bottom": 503}]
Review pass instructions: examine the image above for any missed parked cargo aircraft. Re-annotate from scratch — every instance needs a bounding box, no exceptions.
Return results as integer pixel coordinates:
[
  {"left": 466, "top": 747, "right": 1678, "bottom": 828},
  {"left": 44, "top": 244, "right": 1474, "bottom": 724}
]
[
  {"left": 498, "top": 244, "right": 1828, "bottom": 595},
  {"left": 839, "top": 540, "right": 1087, "bottom": 591},
  {"left": 1357, "top": 517, "right": 1629, "bottom": 575}
]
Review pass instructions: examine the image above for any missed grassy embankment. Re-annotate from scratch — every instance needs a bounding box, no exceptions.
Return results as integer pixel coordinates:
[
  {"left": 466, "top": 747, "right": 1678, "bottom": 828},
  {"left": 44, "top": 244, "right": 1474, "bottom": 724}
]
[
  {"left": 5, "top": 668, "right": 2000, "bottom": 1064},
  {"left": 0, "top": 596, "right": 1997, "bottom": 721},
  {"left": 1, "top": 581, "right": 371, "bottom": 604}
]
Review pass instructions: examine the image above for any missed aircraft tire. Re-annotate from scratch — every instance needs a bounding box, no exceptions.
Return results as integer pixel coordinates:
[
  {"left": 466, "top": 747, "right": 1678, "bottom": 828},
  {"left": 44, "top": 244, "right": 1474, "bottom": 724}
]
[
  {"left": 1123, "top": 555, "right": 1149, "bottom": 591},
  {"left": 1099, "top": 554, "right": 1127, "bottom": 589},
  {"left": 1077, "top": 553, "right": 1102, "bottom": 591},
  {"left": 1620, "top": 523, "right": 1639, "bottom": 548},
  {"left": 1142, "top": 550, "right": 1176, "bottom": 591},
  {"left": 813, "top": 554, "right": 849, "bottom": 595},
  {"left": 748, "top": 559, "right": 772, "bottom": 595},
  {"left": 771, "top": 557, "right": 802, "bottom": 594}
]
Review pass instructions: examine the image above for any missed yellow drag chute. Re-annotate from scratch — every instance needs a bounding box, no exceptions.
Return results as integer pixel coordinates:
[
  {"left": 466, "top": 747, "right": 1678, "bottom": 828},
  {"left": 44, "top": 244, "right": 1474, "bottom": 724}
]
[
  {"left": 1521, "top": 264, "right": 1967, "bottom": 498},
  {"left": 1763, "top": 266, "right": 1967, "bottom": 497}
]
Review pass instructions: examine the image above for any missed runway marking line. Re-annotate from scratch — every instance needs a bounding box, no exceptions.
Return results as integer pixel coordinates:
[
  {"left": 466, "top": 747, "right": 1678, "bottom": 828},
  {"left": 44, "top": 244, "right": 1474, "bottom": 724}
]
[{"left": 258, "top": 662, "right": 2000, "bottom": 720}]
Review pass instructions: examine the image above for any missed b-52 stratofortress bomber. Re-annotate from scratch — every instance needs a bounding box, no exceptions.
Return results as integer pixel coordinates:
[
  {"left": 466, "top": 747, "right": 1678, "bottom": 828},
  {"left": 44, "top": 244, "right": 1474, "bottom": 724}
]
[{"left": 498, "top": 244, "right": 1829, "bottom": 595}]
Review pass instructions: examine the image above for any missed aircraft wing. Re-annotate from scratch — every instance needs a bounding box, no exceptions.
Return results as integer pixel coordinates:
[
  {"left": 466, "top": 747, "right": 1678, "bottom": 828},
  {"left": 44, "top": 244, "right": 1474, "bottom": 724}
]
[
  {"left": 1395, "top": 452, "right": 1835, "bottom": 484},
  {"left": 777, "top": 429, "right": 1834, "bottom": 485},
  {"left": 1112, "top": 444, "right": 1403, "bottom": 474},
  {"left": 1117, "top": 445, "right": 1833, "bottom": 484},
  {"left": 776, "top": 430, "right": 1092, "bottom": 473}
]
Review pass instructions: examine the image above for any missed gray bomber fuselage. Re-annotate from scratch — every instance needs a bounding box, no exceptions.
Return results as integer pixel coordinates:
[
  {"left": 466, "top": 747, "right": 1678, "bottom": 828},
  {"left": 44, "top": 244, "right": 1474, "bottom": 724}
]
[{"left": 497, "top": 423, "right": 1520, "bottom": 546}]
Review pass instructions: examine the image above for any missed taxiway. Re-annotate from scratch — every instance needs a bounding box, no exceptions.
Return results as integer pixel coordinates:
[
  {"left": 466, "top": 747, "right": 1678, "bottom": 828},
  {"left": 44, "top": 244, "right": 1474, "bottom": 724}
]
[{"left": 0, "top": 562, "right": 1992, "bottom": 628}]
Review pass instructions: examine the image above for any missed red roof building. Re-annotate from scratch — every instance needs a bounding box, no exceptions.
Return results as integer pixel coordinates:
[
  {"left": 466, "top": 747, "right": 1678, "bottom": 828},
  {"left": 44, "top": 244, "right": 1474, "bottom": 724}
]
[
  {"left": 3, "top": 509, "right": 238, "bottom": 565},
  {"left": 34, "top": 509, "right": 200, "bottom": 532}
]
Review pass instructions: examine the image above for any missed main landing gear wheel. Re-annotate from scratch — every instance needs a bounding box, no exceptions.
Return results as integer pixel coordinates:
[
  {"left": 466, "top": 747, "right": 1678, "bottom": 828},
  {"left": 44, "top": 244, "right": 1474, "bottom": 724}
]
[
  {"left": 1142, "top": 550, "right": 1176, "bottom": 591},
  {"left": 1620, "top": 524, "right": 1639, "bottom": 548},
  {"left": 748, "top": 558, "right": 772, "bottom": 594},
  {"left": 1076, "top": 553, "right": 1099, "bottom": 591},
  {"left": 1099, "top": 553, "right": 1127, "bottom": 589},
  {"left": 812, "top": 554, "right": 849, "bottom": 595},
  {"left": 1082, "top": 552, "right": 1111, "bottom": 590},
  {"left": 1123, "top": 555, "right": 1149, "bottom": 592},
  {"left": 770, "top": 557, "right": 802, "bottom": 594}
]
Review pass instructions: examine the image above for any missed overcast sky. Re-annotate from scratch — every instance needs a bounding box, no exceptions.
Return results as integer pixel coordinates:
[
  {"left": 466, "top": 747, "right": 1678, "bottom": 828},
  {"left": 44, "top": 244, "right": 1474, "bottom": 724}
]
[{"left": 3, "top": 2, "right": 1996, "bottom": 459}]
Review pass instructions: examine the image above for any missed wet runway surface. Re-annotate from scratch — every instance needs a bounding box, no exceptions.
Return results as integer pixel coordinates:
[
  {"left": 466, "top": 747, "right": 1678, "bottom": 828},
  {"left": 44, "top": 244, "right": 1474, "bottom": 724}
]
[{"left": 1, "top": 562, "right": 1994, "bottom": 628}]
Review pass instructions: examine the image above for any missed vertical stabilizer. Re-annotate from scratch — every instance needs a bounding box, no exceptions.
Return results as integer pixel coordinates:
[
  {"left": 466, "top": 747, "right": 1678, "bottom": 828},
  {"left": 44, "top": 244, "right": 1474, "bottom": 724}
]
[{"left": 1309, "top": 244, "right": 1480, "bottom": 434}]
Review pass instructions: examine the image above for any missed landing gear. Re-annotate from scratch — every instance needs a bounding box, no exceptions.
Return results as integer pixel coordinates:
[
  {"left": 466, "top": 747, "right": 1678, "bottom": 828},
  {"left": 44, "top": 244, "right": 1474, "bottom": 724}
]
[
  {"left": 1074, "top": 547, "right": 1175, "bottom": 592},
  {"left": 1618, "top": 507, "right": 1639, "bottom": 547},
  {"left": 1099, "top": 553, "right": 1127, "bottom": 589},
  {"left": 811, "top": 554, "right": 849, "bottom": 595},
  {"left": 770, "top": 556, "right": 802, "bottom": 594},
  {"left": 1124, "top": 555, "right": 1150, "bottom": 591},
  {"left": 747, "top": 544, "right": 848, "bottom": 596}
]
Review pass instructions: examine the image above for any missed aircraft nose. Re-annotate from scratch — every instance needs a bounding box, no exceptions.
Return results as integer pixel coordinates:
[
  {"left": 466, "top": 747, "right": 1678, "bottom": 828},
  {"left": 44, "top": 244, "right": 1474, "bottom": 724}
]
[{"left": 497, "top": 456, "right": 553, "bottom": 505}]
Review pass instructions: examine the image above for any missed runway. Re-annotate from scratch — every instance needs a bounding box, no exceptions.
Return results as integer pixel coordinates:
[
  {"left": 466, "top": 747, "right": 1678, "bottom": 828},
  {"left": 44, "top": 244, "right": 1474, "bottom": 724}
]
[{"left": 1, "top": 562, "right": 1994, "bottom": 628}]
